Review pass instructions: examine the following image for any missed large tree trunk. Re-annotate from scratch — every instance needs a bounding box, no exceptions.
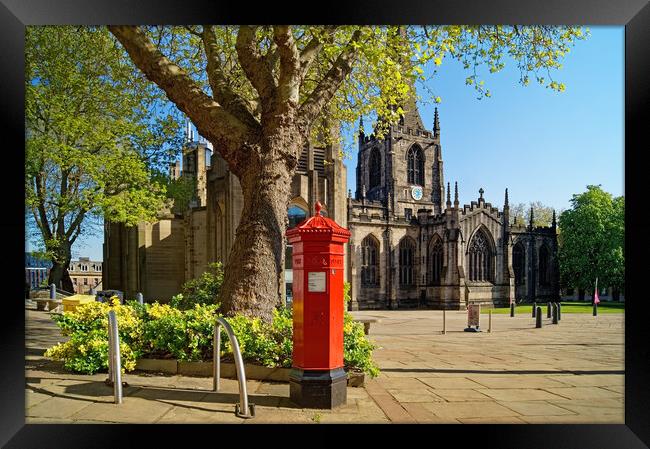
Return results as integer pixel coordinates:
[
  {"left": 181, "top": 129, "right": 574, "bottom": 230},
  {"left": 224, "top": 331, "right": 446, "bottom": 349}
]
[
  {"left": 218, "top": 127, "right": 301, "bottom": 322},
  {"left": 47, "top": 242, "right": 74, "bottom": 293}
]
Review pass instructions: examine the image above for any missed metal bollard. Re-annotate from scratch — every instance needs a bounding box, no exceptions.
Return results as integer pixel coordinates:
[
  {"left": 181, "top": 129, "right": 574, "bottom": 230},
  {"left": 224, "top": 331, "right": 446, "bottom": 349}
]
[
  {"left": 488, "top": 310, "right": 492, "bottom": 333},
  {"left": 442, "top": 309, "right": 446, "bottom": 334},
  {"left": 547, "top": 302, "right": 551, "bottom": 318},
  {"left": 552, "top": 303, "right": 558, "bottom": 324},
  {"left": 536, "top": 307, "right": 542, "bottom": 328},
  {"left": 593, "top": 302, "right": 598, "bottom": 316},
  {"left": 136, "top": 292, "right": 144, "bottom": 305},
  {"left": 557, "top": 303, "right": 562, "bottom": 321},
  {"left": 510, "top": 303, "right": 515, "bottom": 317},
  {"left": 532, "top": 301, "right": 537, "bottom": 318},
  {"left": 108, "top": 310, "right": 123, "bottom": 404},
  {"left": 50, "top": 283, "right": 56, "bottom": 299},
  {"left": 213, "top": 322, "right": 221, "bottom": 391}
]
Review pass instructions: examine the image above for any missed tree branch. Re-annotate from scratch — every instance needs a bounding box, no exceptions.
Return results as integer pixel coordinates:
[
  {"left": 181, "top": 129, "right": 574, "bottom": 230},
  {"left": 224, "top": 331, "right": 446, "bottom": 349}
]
[
  {"left": 109, "top": 26, "right": 255, "bottom": 166},
  {"left": 299, "top": 26, "right": 337, "bottom": 79},
  {"left": 34, "top": 173, "right": 52, "bottom": 240},
  {"left": 272, "top": 25, "right": 301, "bottom": 108},
  {"left": 66, "top": 210, "right": 86, "bottom": 241},
  {"left": 202, "top": 25, "right": 260, "bottom": 129},
  {"left": 235, "top": 26, "right": 276, "bottom": 104},
  {"left": 297, "top": 28, "right": 363, "bottom": 127}
]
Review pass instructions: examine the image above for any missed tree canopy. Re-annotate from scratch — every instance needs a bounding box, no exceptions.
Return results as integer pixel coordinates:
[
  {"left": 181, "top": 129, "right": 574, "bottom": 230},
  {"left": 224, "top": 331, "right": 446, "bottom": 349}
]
[
  {"left": 557, "top": 185, "right": 624, "bottom": 296},
  {"left": 511, "top": 201, "right": 557, "bottom": 227},
  {"left": 25, "top": 26, "right": 184, "bottom": 290}
]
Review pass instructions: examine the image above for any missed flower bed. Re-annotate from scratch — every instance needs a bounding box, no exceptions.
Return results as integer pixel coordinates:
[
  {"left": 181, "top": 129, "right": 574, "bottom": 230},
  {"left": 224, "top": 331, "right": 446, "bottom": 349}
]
[{"left": 45, "top": 297, "right": 379, "bottom": 381}]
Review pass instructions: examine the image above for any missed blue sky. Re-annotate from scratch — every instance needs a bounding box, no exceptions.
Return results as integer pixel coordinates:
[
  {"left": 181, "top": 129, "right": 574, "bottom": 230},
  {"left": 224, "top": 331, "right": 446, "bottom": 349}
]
[
  {"left": 27, "top": 26, "right": 624, "bottom": 261},
  {"left": 349, "top": 26, "right": 624, "bottom": 209}
]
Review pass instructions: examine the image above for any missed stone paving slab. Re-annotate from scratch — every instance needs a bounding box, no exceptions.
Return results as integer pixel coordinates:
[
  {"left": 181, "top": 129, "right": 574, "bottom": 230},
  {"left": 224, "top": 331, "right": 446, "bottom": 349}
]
[
  {"left": 476, "top": 388, "right": 569, "bottom": 402},
  {"left": 421, "top": 401, "right": 521, "bottom": 419},
  {"left": 430, "top": 389, "right": 493, "bottom": 402},
  {"left": 495, "top": 400, "right": 577, "bottom": 416}
]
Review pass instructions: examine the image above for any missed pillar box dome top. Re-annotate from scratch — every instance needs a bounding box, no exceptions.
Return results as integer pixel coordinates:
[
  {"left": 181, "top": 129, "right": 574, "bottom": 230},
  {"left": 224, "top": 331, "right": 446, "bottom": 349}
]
[{"left": 286, "top": 201, "right": 351, "bottom": 244}]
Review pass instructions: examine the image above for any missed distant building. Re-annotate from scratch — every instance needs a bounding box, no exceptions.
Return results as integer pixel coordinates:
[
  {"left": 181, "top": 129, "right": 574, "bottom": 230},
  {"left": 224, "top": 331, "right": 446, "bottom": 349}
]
[
  {"left": 68, "top": 257, "right": 103, "bottom": 294},
  {"left": 25, "top": 252, "right": 52, "bottom": 289}
]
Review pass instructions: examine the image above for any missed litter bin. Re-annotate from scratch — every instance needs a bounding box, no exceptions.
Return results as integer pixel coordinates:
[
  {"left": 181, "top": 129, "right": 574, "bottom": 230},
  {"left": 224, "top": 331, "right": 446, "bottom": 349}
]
[{"left": 96, "top": 290, "right": 125, "bottom": 304}]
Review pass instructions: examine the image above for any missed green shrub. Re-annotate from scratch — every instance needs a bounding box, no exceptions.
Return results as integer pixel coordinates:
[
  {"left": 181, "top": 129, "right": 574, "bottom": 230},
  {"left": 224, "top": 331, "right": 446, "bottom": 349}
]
[
  {"left": 142, "top": 302, "right": 218, "bottom": 361},
  {"left": 170, "top": 262, "right": 224, "bottom": 310},
  {"left": 343, "top": 311, "right": 380, "bottom": 377},
  {"left": 45, "top": 298, "right": 144, "bottom": 374}
]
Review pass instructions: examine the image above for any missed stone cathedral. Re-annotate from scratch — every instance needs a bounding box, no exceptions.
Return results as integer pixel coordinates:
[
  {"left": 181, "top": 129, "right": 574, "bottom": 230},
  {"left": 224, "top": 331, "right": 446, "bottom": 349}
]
[
  {"left": 104, "top": 98, "right": 559, "bottom": 310},
  {"left": 346, "top": 100, "right": 560, "bottom": 310}
]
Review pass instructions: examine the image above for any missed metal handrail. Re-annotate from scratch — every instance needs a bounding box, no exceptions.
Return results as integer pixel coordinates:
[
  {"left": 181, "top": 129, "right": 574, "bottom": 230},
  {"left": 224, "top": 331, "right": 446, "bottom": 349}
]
[
  {"left": 213, "top": 317, "right": 255, "bottom": 419},
  {"left": 107, "top": 310, "right": 123, "bottom": 404}
]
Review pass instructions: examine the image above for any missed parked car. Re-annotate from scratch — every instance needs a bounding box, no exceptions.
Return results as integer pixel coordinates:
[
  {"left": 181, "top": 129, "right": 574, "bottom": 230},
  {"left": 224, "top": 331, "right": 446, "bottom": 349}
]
[{"left": 95, "top": 290, "right": 124, "bottom": 304}]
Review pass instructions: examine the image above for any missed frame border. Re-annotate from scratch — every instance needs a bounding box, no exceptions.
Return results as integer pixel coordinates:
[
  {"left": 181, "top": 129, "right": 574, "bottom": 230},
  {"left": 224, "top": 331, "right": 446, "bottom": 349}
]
[{"left": 2, "top": 1, "right": 647, "bottom": 447}]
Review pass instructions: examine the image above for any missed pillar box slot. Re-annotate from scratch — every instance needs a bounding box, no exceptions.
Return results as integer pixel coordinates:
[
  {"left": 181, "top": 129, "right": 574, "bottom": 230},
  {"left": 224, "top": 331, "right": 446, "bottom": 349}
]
[{"left": 286, "top": 201, "right": 351, "bottom": 409}]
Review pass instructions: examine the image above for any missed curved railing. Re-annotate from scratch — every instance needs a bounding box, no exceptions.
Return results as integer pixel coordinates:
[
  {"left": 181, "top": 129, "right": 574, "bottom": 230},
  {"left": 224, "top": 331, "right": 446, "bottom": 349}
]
[{"left": 213, "top": 317, "right": 255, "bottom": 419}]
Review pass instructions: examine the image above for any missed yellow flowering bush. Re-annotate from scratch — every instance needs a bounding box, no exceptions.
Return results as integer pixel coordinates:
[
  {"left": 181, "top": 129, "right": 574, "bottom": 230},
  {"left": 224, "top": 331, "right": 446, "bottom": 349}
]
[{"left": 45, "top": 297, "right": 144, "bottom": 374}]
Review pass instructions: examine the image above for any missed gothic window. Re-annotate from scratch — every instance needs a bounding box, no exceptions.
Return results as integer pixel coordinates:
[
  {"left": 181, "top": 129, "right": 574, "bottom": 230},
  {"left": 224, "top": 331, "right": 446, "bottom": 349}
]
[
  {"left": 407, "top": 145, "right": 424, "bottom": 186},
  {"left": 468, "top": 228, "right": 494, "bottom": 282},
  {"left": 428, "top": 237, "right": 443, "bottom": 286},
  {"left": 369, "top": 149, "right": 381, "bottom": 190},
  {"left": 539, "top": 244, "right": 551, "bottom": 286},
  {"left": 361, "top": 235, "right": 380, "bottom": 287},
  {"left": 513, "top": 242, "right": 526, "bottom": 286},
  {"left": 286, "top": 204, "right": 309, "bottom": 271},
  {"left": 287, "top": 205, "right": 308, "bottom": 229},
  {"left": 399, "top": 237, "right": 416, "bottom": 287}
]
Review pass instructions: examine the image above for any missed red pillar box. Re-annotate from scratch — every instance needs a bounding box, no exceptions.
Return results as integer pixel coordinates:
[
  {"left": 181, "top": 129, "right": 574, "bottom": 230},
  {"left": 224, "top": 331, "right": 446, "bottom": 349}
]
[{"left": 286, "top": 201, "right": 350, "bottom": 409}]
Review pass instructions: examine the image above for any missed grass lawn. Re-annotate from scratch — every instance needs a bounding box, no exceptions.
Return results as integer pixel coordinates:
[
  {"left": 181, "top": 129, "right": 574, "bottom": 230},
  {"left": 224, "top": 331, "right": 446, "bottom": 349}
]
[{"left": 480, "top": 301, "right": 624, "bottom": 314}]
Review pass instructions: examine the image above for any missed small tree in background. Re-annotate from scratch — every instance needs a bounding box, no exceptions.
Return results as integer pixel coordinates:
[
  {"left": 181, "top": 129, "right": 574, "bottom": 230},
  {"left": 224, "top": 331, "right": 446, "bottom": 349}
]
[
  {"left": 25, "top": 26, "right": 184, "bottom": 291},
  {"left": 558, "top": 185, "right": 624, "bottom": 300},
  {"left": 510, "top": 201, "right": 557, "bottom": 227}
]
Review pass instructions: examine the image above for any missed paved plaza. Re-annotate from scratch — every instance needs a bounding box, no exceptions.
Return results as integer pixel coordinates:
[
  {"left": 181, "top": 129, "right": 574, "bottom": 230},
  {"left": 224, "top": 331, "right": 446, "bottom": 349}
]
[{"left": 25, "top": 305, "right": 624, "bottom": 424}]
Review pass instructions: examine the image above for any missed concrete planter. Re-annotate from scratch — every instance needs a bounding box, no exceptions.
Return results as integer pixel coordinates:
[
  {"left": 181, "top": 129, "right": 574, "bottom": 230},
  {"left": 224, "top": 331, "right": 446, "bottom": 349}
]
[
  {"left": 135, "top": 358, "right": 364, "bottom": 386},
  {"left": 135, "top": 358, "right": 177, "bottom": 374},
  {"left": 347, "top": 370, "right": 365, "bottom": 387}
]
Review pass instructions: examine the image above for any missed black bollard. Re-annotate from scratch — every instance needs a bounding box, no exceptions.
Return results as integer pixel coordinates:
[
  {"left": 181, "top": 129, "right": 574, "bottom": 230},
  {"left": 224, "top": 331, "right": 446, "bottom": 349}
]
[
  {"left": 510, "top": 302, "right": 515, "bottom": 317},
  {"left": 552, "top": 303, "right": 558, "bottom": 324},
  {"left": 557, "top": 303, "right": 562, "bottom": 321},
  {"left": 547, "top": 302, "right": 551, "bottom": 318},
  {"left": 532, "top": 301, "right": 537, "bottom": 318},
  {"left": 593, "top": 303, "right": 598, "bottom": 316},
  {"left": 536, "top": 307, "right": 542, "bottom": 328}
]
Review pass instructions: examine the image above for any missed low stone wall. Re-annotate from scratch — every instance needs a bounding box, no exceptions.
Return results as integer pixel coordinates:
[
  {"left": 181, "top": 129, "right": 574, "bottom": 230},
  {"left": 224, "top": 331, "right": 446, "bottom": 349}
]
[{"left": 134, "top": 358, "right": 365, "bottom": 387}]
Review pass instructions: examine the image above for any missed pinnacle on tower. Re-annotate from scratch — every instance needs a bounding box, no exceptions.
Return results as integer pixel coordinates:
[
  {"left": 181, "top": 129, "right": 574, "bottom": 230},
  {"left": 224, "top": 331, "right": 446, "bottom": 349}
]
[
  {"left": 529, "top": 206, "right": 534, "bottom": 229},
  {"left": 479, "top": 188, "right": 484, "bottom": 201},
  {"left": 552, "top": 209, "right": 557, "bottom": 228},
  {"left": 446, "top": 182, "right": 451, "bottom": 205},
  {"left": 504, "top": 188, "right": 509, "bottom": 209},
  {"left": 454, "top": 181, "right": 459, "bottom": 206},
  {"left": 433, "top": 107, "right": 440, "bottom": 138}
]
